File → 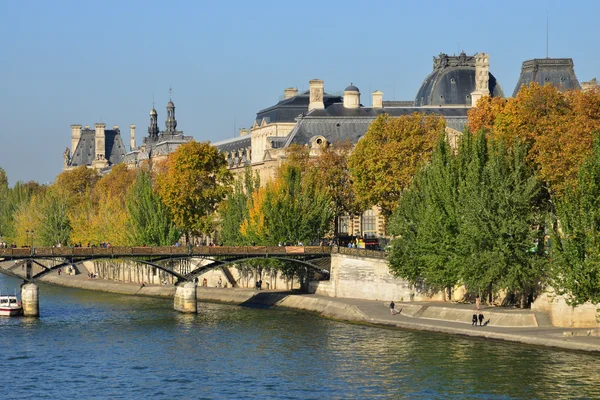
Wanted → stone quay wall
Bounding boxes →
[80,258,299,290]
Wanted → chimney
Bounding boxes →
[130,124,136,150]
[372,90,383,108]
[308,79,324,111]
[284,87,298,99]
[70,124,82,154]
[94,123,106,161]
[239,128,249,137]
[471,52,490,107]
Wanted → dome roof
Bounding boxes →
[414,52,504,107]
[150,108,157,116]
[167,101,175,108]
[345,84,359,92]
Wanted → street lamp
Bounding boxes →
[25,229,34,248]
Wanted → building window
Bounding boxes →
[361,209,377,238]
[339,215,351,235]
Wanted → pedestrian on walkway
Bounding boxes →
[390,301,398,315]
[478,313,484,326]
[475,295,481,310]
[472,314,478,326]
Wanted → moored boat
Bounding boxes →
[0,294,23,316]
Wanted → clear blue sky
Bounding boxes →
[1,0,598,185]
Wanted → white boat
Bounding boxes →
[0,294,22,316]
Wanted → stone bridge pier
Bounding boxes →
[21,282,39,317]
[174,282,197,313]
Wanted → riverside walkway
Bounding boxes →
[28,270,600,354]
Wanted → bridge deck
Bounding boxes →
[0,245,332,259]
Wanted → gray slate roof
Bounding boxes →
[254,91,343,124]
[512,58,581,97]
[70,128,126,167]
[285,105,469,147]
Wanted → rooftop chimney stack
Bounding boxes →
[70,124,82,154]
[284,87,298,99]
[308,79,324,111]
[372,90,383,108]
[130,124,136,150]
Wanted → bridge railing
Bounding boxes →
[333,246,387,259]
[0,245,332,258]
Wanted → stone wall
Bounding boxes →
[311,253,445,302]
[532,287,600,328]
[83,258,299,290]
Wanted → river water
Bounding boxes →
[1,274,599,399]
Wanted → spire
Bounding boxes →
[165,87,177,134]
[148,94,159,139]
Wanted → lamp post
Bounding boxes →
[25,229,34,249]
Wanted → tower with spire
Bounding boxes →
[165,87,177,135]
[148,98,159,140]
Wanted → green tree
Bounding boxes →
[261,164,333,245]
[458,133,548,305]
[219,167,260,245]
[388,136,461,295]
[156,141,233,239]
[551,134,600,306]
[349,113,446,217]
[126,170,180,246]
[38,188,71,246]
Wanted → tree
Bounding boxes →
[261,164,333,245]
[38,188,71,246]
[388,136,462,295]
[219,167,260,245]
[389,132,549,305]
[156,141,233,239]
[457,133,549,305]
[349,113,446,217]
[55,166,100,204]
[311,141,357,236]
[551,134,600,306]
[467,83,600,194]
[93,164,136,203]
[126,169,180,246]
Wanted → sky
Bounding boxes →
[1,0,599,185]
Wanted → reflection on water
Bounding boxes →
[1,273,599,399]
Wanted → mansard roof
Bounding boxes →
[254,90,343,125]
[512,58,581,97]
[70,128,126,167]
[284,105,468,148]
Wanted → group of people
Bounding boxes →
[87,272,99,279]
[255,280,263,290]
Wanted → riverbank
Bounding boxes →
[36,272,600,353]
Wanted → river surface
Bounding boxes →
[1,274,599,399]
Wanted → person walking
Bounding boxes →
[475,295,481,310]
[478,313,484,326]
[390,301,398,315]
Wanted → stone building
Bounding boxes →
[64,93,192,174]
[124,96,193,168]
[64,124,128,173]
[213,52,504,243]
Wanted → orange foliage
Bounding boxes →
[467,83,600,194]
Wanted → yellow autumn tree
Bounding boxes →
[156,141,233,239]
[348,113,446,217]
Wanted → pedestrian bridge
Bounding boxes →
[0,245,334,282]
[0,245,384,316]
